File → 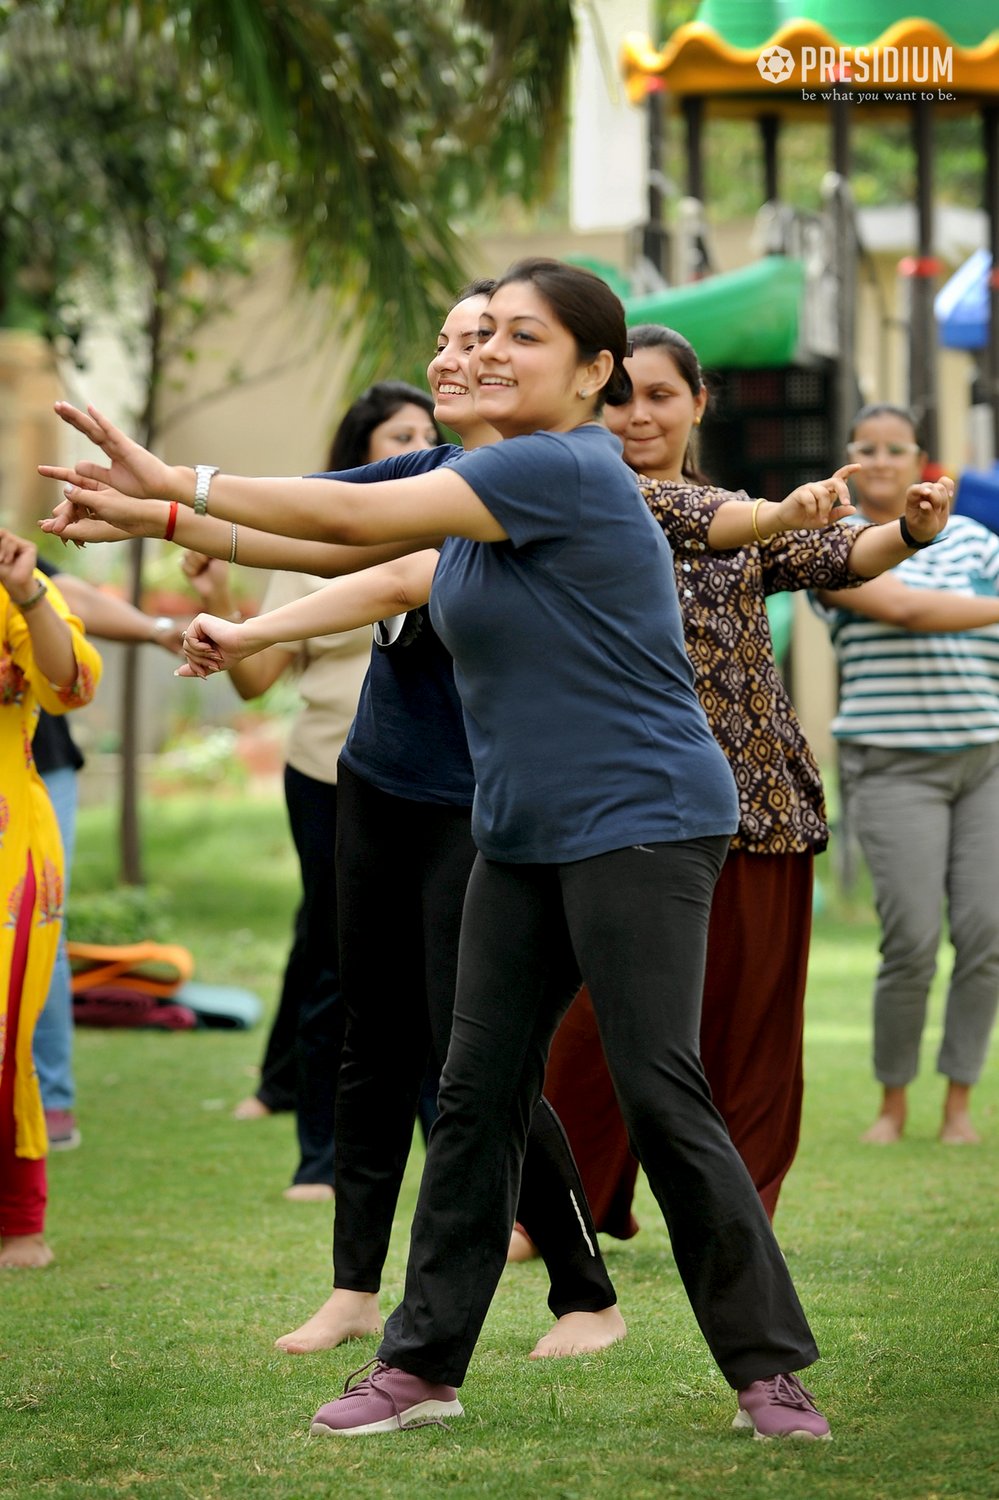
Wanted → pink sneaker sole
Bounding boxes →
[310,1396,464,1436]
[732,1408,832,1441]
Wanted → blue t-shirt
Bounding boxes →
[430,424,738,863]
[318,447,474,805]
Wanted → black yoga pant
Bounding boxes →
[380,839,819,1390]
[255,765,344,1184]
[332,761,614,1316]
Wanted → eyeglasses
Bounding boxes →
[846,441,921,461]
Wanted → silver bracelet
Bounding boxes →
[228,522,238,565]
[193,465,219,516]
[13,577,48,612]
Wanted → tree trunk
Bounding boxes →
[118,537,145,884]
[117,260,166,884]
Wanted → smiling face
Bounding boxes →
[468,281,609,439]
[365,402,439,463]
[847,411,925,520]
[427,294,492,443]
[604,345,707,481]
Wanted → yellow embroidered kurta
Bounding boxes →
[0,572,101,1158]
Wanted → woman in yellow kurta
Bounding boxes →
[0,530,101,1268]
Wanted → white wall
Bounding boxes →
[570,0,650,233]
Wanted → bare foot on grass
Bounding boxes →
[232,1096,272,1121]
[940,1082,981,1144]
[282,1183,334,1202]
[529,1305,627,1359]
[861,1085,906,1144]
[939,1114,981,1144]
[861,1114,904,1144]
[275,1290,382,1354]
[507,1226,540,1262]
[0,1234,54,1269]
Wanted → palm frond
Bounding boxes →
[43,0,578,373]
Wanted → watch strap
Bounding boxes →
[193,465,219,516]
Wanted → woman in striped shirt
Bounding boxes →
[817,404,999,1146]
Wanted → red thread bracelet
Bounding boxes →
[164,501,178,542]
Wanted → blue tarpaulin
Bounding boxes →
[935,249,991,351]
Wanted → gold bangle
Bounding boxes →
[751,497,767,545]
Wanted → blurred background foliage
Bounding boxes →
[0,0,578,390]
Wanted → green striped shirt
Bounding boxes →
[813,515,999,750]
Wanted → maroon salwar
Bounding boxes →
[699,850,812,1221]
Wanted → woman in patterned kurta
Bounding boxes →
[543,326,950,1224]
[0,532,101,1268]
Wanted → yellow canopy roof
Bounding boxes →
[622,17,999,115]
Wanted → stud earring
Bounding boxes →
[578,389,589,399]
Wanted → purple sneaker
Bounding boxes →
[310,1359,464,1437]
[733,1372,831,1441]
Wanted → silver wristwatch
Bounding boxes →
[193,465,219,516]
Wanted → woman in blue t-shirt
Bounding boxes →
[273,286,624,1360]
[43,283,626,1367]
[45,260,853,1441]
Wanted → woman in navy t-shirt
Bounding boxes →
[44,260,836,1442]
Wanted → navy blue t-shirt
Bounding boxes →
[317,447,474,806]
[430,425,738,862]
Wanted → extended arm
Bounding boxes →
[706,467,857,549]
[41,403,505,546]
[41,486,440,577]
[51,571,184,653]
[706,468,951,562]
[179,550,438,679]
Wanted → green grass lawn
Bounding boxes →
[2,794,997,1500]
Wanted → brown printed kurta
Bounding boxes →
[641,478,867,853]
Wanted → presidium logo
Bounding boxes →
[755,43,954,92]
[757,46,795,84]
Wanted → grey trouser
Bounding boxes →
[839,741,999,1087]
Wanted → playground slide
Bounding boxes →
[622,255,805,369]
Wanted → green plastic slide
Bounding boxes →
[623,257,804,369]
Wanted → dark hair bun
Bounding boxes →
[604,363,633,406]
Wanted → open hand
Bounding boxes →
[40,477,169,545]
[39,403,182,502]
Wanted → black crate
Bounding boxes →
[700,364,837,501]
